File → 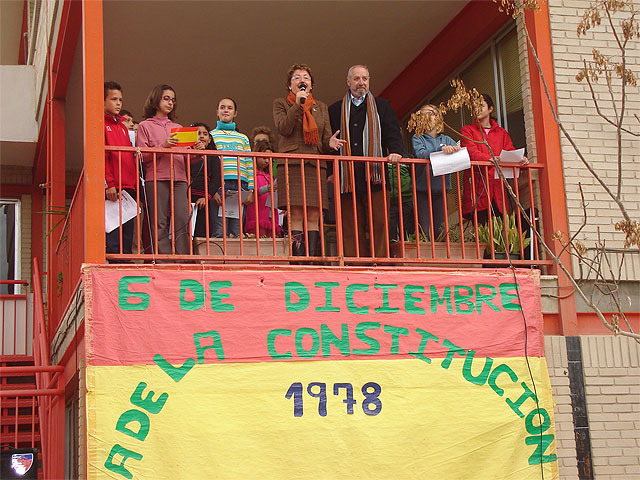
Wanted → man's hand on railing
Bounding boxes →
[520,155,530,166]
[105,186,118,202]
[387,153,402,164]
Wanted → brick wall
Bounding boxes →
[545,335,580,478]
[581,335,640,479]
[547,1,640,255]
[2,166,32,292]
[545,334,640,479]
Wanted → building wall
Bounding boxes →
[2,165,32,291]
[545,335,640,479]
[547,1,640,259]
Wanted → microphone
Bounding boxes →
[299,83,307,104]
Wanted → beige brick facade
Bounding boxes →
[547,1,640,255]
[545,335,640,479]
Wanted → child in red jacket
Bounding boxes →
[460,93,528,225]
[104,81,138,260]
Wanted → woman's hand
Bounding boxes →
[329,130,347,150]
[519,155,530,166]
[192,140,206,150]
[295,89,308,105]
[442,145,461,155]
[195,197,206,209]
[164,133,178,148]
[213,192,222,205]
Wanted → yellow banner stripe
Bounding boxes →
[87,357,558,480]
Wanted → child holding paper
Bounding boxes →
[411,104,460,240]
[460,94,528,225]
[137,84,205,255]
[209,98,254,237]
[189,122,222,238]
[104,82,138,261]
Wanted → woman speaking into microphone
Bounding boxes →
[273,63,345,259]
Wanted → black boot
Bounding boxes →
[291,230,307,263]
[308,231,320,264]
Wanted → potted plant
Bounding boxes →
[477,213,531,260]
[390,222,487,265]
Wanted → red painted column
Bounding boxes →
[46,99,66,331]
[82,0,105,263]
[525,4,577,335]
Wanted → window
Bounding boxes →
[0,199,21,294]
[403,24,525,151]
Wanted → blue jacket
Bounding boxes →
[411,133,457,194]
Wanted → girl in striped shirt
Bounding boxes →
[209,97,254,236]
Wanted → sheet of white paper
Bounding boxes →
[190,203,198,236]
[429,147,471,176]
[105,190,140,233]
[495,148,524,179]
[265,191,278,214]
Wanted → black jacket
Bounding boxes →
[328,94,404,192]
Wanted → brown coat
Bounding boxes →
[273,97,333,209]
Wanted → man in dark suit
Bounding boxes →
[329,65,405,258]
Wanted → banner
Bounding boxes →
[85,267,559,479]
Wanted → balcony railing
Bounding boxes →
[52,147,549,328]
[0,281,32,359]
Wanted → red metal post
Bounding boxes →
[526,4,577,335]
[82,0,106,263]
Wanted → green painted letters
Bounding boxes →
[353,322,381,355]
[374,284,399,313]
[153,354,195,383]
[295,328,319,358]
[462,350,494,385]
[118,276,150,311]
[315,282,341,312]
[180,280,205,310]
[104,444,143,479]
[115,409,150,442]
[430,285,452,314]
[404,285,426,314]
[209,281,234,312]
[130,382,168,415]
[454,285,475,314]
[321,323,350,357]
[383,325,409,354]
[285,282,310,312]
[194,330,225,362]
[346,284,369,315]
[267,329,292,359]
[499,283,522,311]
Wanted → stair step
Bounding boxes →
[0,398,38,408]
[0,415,39,426]
[0,432,42,444]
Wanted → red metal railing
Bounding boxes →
[50,173,85,337]
[0,261,64,479]
[51,147,549,327]
[0,281,31,358]
[102,146,549,264]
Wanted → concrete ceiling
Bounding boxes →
[104,0,467,143]
[2,1,470,172]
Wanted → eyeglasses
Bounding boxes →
[291,75,311,82]
[162,95,176,104]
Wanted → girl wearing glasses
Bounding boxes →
[137,84,205,255]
